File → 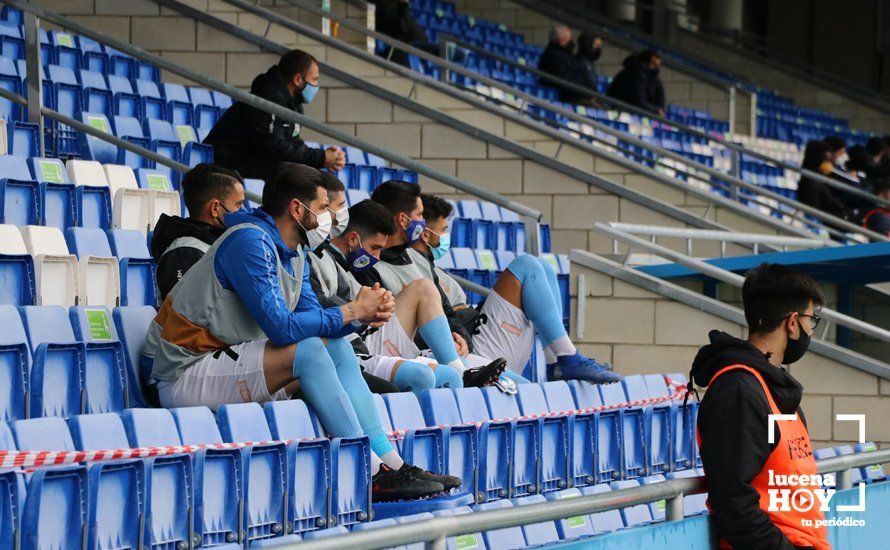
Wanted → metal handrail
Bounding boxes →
[276,448,890,550]
[2,0,542,226]
[256,0,890,234]
[593,221,890,345]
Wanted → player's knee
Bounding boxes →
[536,255,557,278]
[406,278,438,300]
[393,361,436,394]
[508,253,544,281]
[293,336,327,377]
[434,364,464,389]
[324,337,353,357]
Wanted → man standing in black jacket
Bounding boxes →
[606,49,665,116]
[538,25,595,104]
[204,50,346,183]
[691,263,830,550]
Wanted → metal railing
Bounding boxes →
[593,221,890,349]
[235,0,890,244]
[272,448,890,550]
[3,0,544,250]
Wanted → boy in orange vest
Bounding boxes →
[691,263,830,549]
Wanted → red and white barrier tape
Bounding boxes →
[0,378,689,469]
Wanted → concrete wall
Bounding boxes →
[570,255,890,450]
[30,0,789,258]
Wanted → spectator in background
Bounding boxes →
[863,178,890,237]
[371,0,440,66]
[864,136,889,179]
[204,49,346,183]
[575,32,603,92]
[606,49,665,116]
[538,25,594,104]
[823,136,871,223]
[796,140,849,225]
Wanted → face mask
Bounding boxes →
[347,238,378,271]
[836,153,849,166]
[782,318,811,365]
[301,81,319,104]
[818,161,833,175]
[296,201,332,250]
[429,231,451,260]
[404,218,426,244]
[330,206,349,238]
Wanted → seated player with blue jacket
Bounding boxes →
[144,163,457,501]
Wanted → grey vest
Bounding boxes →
[309,246,361,302]
[374,247,436,295]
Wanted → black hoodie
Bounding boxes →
[691,330,810,550]
[605,53,665,115]
[150,214,225,300]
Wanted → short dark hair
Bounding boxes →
[801,140,829,171]
[420,193,453,222]
[278,49,318,81]
[263,163,325,217]
[822,136,846,153]
[343,199,397,238]
[866,136,886,157]
[371,180,422,216]
[742,263,825,334]
[872,176,890,196]
[180,163,243,216]
[320,171,345,195]
[639,49,661,64]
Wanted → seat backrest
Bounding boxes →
[512,495,560,545]
[78,69,106,90]
[598,382,627,406]
[46,64,77,85]
[0,422,16,450]
[68,412,131,450]
[622,375,650,402]
[476,500,527,548]
[66,159,109,187]
[642,374,671,399]
[170,406,224,445]
[113,116,144,139]
[482,386,522,419]
[458,200,482,219]
[263,400,319,440]
[450,247,477,269]
[421,388,464,426]
[120,408,182,446]
[11,416,75,450]
[106,229,150,258]
[0,305,28,349]
[383,392,427,430]
[112,306,156,386]
[216,402,273,442]
[28,157,69,184]
[133,79,160,99]
[0,224,27,255]
[0,154,33,180]
[187,87,214,107]
[568,380,603,408]
[135,168,173,191]
[107,74,133,95]
[515,384,549,415]
[21,225,70,256]
[144,118,177,142]
[373,394,394,432]
[65,227,112,258]
[541,381,577,413]
[69,306,119,343]
[103,164,139,196]
[162,83,189,103]
[453,387,492,423]
[19,305,77,349]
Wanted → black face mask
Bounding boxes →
[782,318,811,364]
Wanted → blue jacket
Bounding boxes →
[214,208,355,346]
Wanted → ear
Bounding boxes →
[786,312,799,335]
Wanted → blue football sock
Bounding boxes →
[433,364,464,389]
[325,338,395,457]
[418,314,461,366]
[392,361,436,395]
[538,257,564,316]
[292,337,363,439]
[507,254,567,347]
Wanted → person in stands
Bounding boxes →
[575,32,603,92]
[863,178,890,236]
[144,162,457,502]
[606,49,665,116]
[823,136,871,223]
[691,263,829,550]
[538,25,594,104]
[796,140,849,225]
[370,0,440,66]
[204,49,346,183]
[864,136,890,179]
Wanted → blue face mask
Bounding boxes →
[430,231,451,261]
[301,81,319,104]
[405,219,427,244]
[347,238,378,271]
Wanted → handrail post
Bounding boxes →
[729,149,740,201]
[749,92,757,139]
[365,1,376,54]
[728,85,736,135]
[426,534,446,550]
[665,494,685,521]
[524,217,541,256]
[22,11,44,157]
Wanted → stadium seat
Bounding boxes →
[64,227,120,307]
[106,229,157,307]
[19,305,84,417]
[29,156,77,229]
[599,382,647,479]
[569,380,621,483]
[78,112,117,163]
[263,399,333,534]
[452,387,511,502]
[170,406,244,547]
[580,484,624,533]
[6,121,39,158]
[330,435,372,529]
[853,442,886,482]
[512,494,561,545]
[216,402,301,544]
[482,387,540,498]
[69,306,128,413]
[665,469,708,516]
[476,500,527,549]
[383,392,448,484]
[120,408,193,549]
[0,459,22,550]
[67,159,113,230]
[0,224,37,305]
[68,413,145,550]
[541,380,596,488]
[20,464,90,549]
[162,82,194,125]
[0,154,39,226]
[610,480,652,527]
[624,375,672,475]
[638,475,667,521]
[543,488,595,540]
[113,306,156,408]
[20,225,80,306]
[104,163,152,233]
[0,305,28,421]
[108,74,142,119]
[515,383,570,494]
[419,388,479,501]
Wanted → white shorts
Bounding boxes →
[363,313,420,360]
[157,339,288,410]
[473,291,536,374]
[360,354,439,382]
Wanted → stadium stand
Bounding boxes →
[0,1,887,548]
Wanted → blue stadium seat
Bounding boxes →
[452,387,510,502]
[19,305,85,418]
[21,465,89,549]
[134,79,166,121]
[638,474,667,521]
[832,446,864,486]
[162,82,194,125]
[0,464,22,550]
[665,469,707,516]
[108,74,141,119]
[853,442,886,482]
[106,229,157,307]
[482,387,539,498]
[112,306,157,409]
[183,141,214,167]
[429,506,483,550]
[541,381,596,488]
[120,408,193,549]
[243,178,264,209]
[78,112,117,163]
[302,526,346,540]
[0,306,28,421]
[64,226,111,258]
[345,189,370,207]
[78,69,112,116]
[476,500,527,549]
[77,36,109,75]
[383,392,447,483]
[75,182,113,230]
[113,115,154,169]
[330,435,372,529]
[672,399,698,471]
[170,406,243,548]
[106,48,135,81]
[211,90,232,109]
[420,388,479,501]
[543,488,595,540]
[356,165,378,192]
[263,400,332,534]
[46,64,83,155]
[516,384,570,493]
[0,57,21,121]
[0,154,40,226]
[216,402,300,544]
[599,382,647,479]
[624,375,672,475]
[0,226,36,306]
[610,480,652,527]
[344,146,366,165]
[68,413,145,550]
[568,380,620,483]
[29,157,76,229]
[580,484,624,533]
[512,494,561,545]
[68,306,128,413]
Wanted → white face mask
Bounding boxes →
[297,202,332,250]
[330,206,349,238]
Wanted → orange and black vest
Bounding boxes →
[698,365,830,550]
